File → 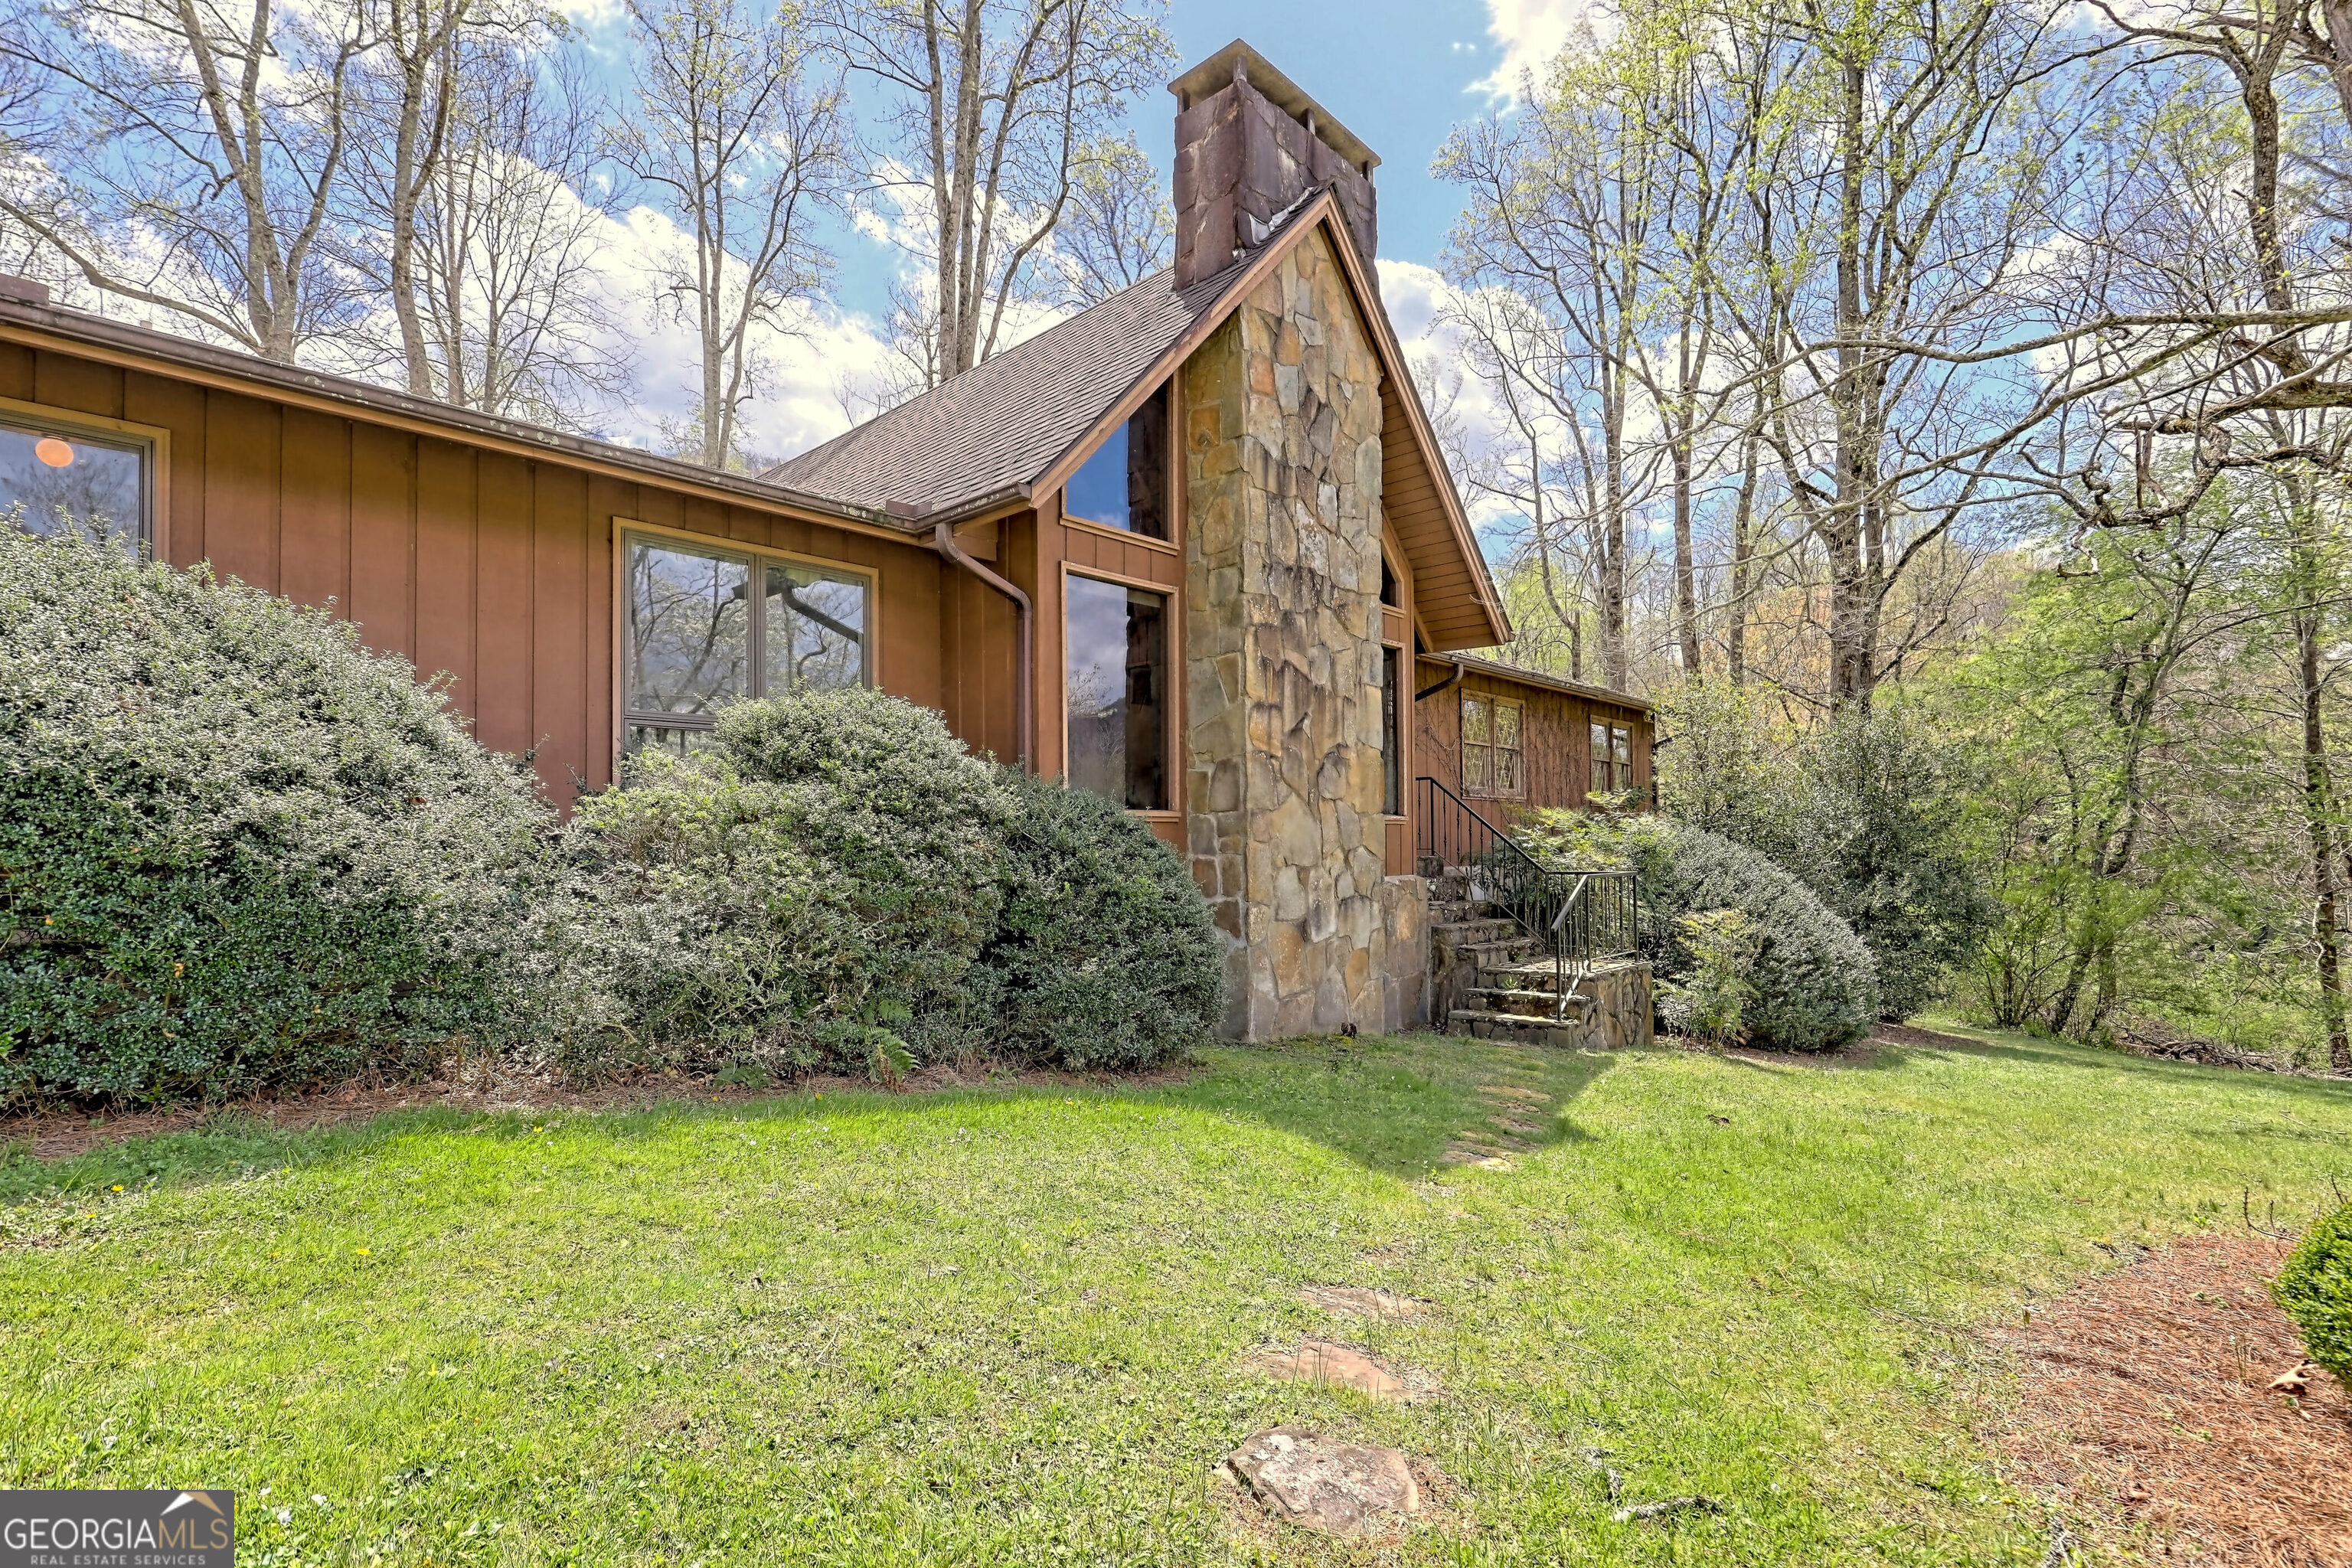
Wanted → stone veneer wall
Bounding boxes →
[1183,228,1422,1038]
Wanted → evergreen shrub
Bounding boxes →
[2275,1202,2352,1388]
[1523,811,1880,1050]
[559,688,1007,1078]
[0,521,554,1107]
[560,687,1223,1076]
[986,768,1223,1068]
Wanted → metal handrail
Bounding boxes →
[1414,775,1639,1019]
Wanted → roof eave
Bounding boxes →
[0,299,905,537]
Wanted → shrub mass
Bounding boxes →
[559,688,1223,1078]
[2275,1202,2352,1388]
[0,524,554,1107]
[1524,811,1880,1050]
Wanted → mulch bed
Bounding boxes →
[1993,1235,2352,1566]
[0,1058,1199,1164]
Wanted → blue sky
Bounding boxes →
[528,0,1571,467]
[813,1,1530,337]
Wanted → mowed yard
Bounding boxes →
[2,1028,2347,1566]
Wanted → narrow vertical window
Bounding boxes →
[1066,573,1168,809]
[1589,720,1613,794]
[1612,724,1632,796]
[1462,695,1491,792]
[1382,647,1402,815]
[626,539,751,753]
[1493,701,1524,798]
[1064,384,1168,540]
[2,417,151,556]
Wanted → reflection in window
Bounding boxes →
[764,561,867,693]
[1063,384,1168,539]
[622,534,873,753]
[1066,573,1168,810]
[626,541,751,718]
[1,420,149,556]
[1382,647,1402,815]
[1589,720,1632,795]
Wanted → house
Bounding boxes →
[0,41,1653,1042]
[1413,655,1653,830]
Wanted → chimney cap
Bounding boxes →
[1169,40,1381,173]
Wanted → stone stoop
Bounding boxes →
[1425,866,1654,1050]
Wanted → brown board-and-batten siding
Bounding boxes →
[0,338,947,805]
[1413,655,1651,829]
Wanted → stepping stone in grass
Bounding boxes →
[1299,1283,1431,1321]
[1442,1145,1516,1169]
[1250,1338,1439,1402]
[1478,1084,1551,1104]
[1223,1426,1423,1538]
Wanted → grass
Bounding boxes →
[2,1024,2347,1565]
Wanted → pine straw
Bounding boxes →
[1993,1234,2352,1566]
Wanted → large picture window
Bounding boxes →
[1462,694,1523,799]
[1065,573,1168,811]
[623,532,871,754]
[2,414,151,556]
[1063,383,1168,540]
[1589,720,1632,795]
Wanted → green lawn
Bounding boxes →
[2,1027,2347,1566]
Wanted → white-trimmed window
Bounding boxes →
[622,531,872,754]
[1,413,153,556]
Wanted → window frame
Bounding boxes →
[1060,560,1180,819]
[1462,691,1525,801]
[1589,719,1632,797]
[615,521,878,755]
[0,396,169,557]
[1060,379,1173,542]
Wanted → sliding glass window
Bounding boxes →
[1065,573,1169,811]
[623,532,871,755]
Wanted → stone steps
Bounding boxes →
[1465,985,1593,1019]
[1450,1009,1591,1048]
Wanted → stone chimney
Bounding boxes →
[1168,41,1379,289]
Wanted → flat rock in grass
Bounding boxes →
[1299,1283,1430,1321]
[1252,1338,1436,1401]
[1224,1426,1421,1538]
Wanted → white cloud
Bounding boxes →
[1473,0,1599,100]
[1376,258,1520,531]
[583,203,900,462]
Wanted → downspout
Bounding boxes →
[1413,659,1465,704]
[934,520,1034,773]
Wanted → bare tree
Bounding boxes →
[353,0,481,394]
[808,0,1174,386]
[1050,132,1172,308]
[0,0,374,360]
[386,44,629,425]
[612,0,849,469]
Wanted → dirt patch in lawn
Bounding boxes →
[1992,1233,2352,1566]
[0,1057,1200,1163]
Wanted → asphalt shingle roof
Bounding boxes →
[763,235,1279,518]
